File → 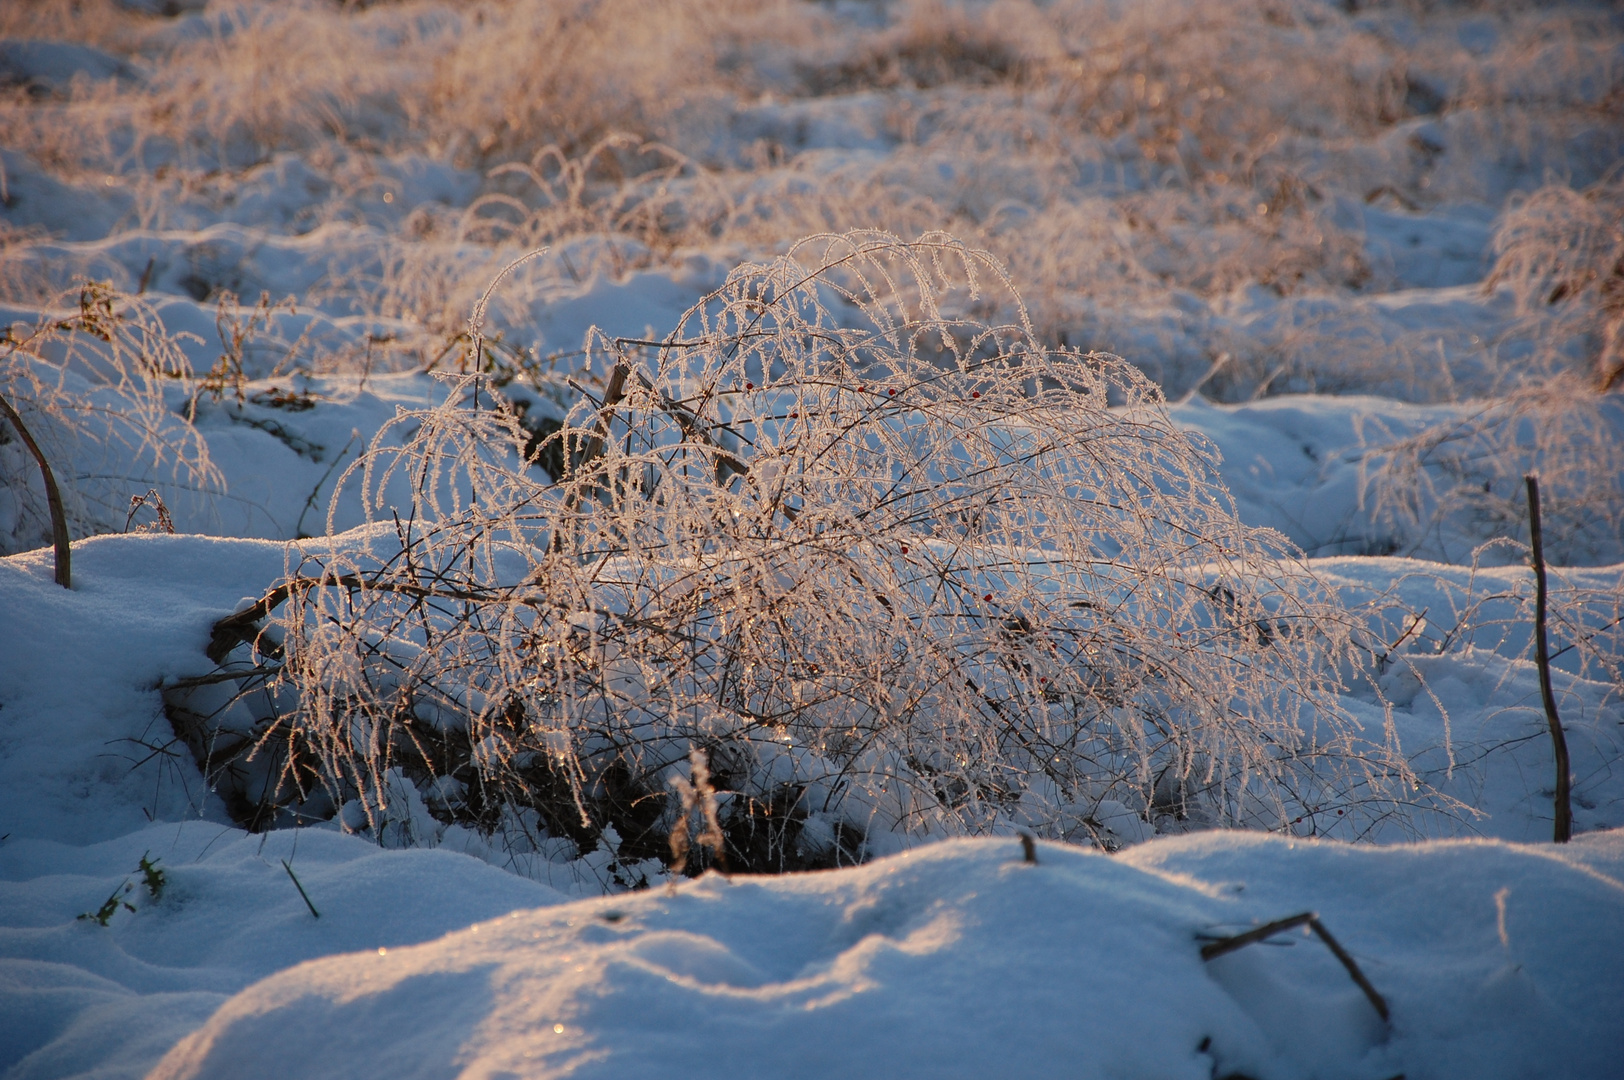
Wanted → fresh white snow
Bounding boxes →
[145,833,1624,1080]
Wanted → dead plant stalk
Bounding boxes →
[0,389,70,588]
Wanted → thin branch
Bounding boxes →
[281,859,320,918]
[1199,911,1317,961]
[1199,911,1390,1023]
[1307,917,1391,1024]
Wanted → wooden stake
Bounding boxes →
[1525,475,1572,843]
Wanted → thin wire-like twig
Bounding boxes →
[281,859,320,919]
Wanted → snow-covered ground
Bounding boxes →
[3,1,1622,1077]
[2,538,1623,1078]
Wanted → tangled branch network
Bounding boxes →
[273,231,1418,861]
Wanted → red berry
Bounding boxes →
[899,546,909,554]
[887,388,896,396]
[983,593,993,602]
[745,382,753,390]
[971,391,981,399]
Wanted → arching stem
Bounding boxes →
[0,390,71,588]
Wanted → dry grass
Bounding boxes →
[1350,174,1624,562]
[1488,175,1624,391]
[2,0,1615,563]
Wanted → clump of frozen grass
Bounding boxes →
[427,0,803,163]
[1488,176,1624,392]
[0,282,221,555]
[1357,380,1624,566]
[803,0,1052,94]
[4,0,1616,408]
[1460,540,1623,702]
[265,232,1419,863]
[0,0,145,47]
[462,136,730,263]
[1351,176,1624,564]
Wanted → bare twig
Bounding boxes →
[1526,474,1573,843]
[293,429,359,540]
[1200,911,1316,961]
[210,572,382,662]
[281,859,320,918]
[1307,917,1390,1024]
[1374,607,1427,668]
[1200,910,1390,1024]
[574,360,630,473]
[163,665,282,690]
[1018,831,1037,863]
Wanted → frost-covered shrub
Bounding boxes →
[0,283,219,555]
[1351,177,1624,565]
[265,233,1415,865]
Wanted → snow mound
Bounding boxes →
[0,41,141,96]
[0,823,562,1080]
[151,834,1624,1080]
